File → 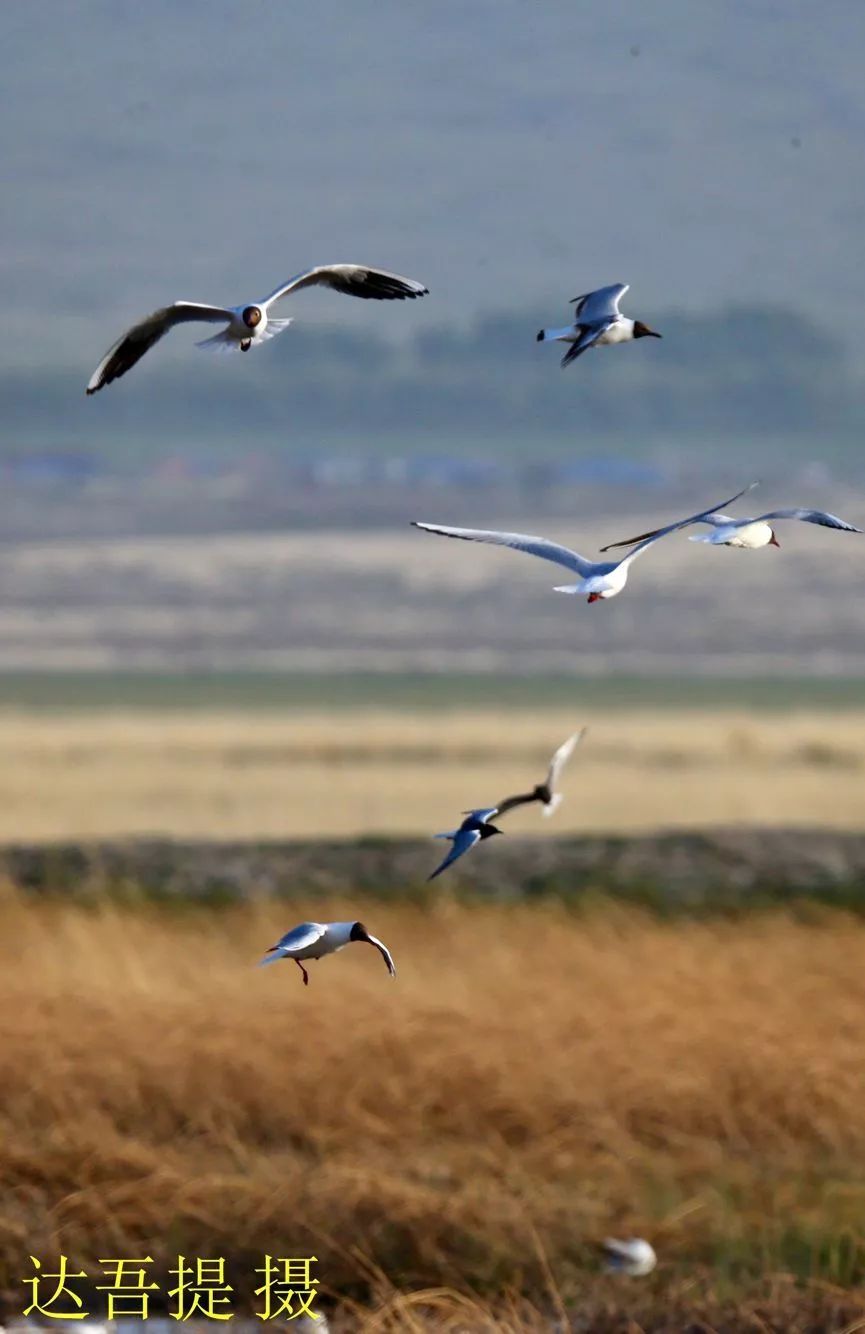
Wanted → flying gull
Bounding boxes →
[86,263,428,393]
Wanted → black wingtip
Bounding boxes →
[536,330,544,342]
[85,386,97,396]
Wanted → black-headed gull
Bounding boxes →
[413,484,757,604]
[86,263,429,393]
[496,729,587,819]
[601,1238,658,1277]
[537,282,661,367]
[258,920,395,986]
[428,807,502,881]
[601,506,862,552]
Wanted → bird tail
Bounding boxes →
[258,317,294,342]
[196,329,244,353]
[537,325,575,343]
[257,948,284,967]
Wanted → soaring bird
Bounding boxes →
[496,729,587,819]
[412,484,757,604]
[428,807,502,881]
[258,920,396,987]
[537,282,661,367]
[600,506,862,553]
[86,263,428,393]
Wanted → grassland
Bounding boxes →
[0,697,863,842]
[2,894,865,1329]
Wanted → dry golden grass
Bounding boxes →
[0,704,863,841]
[2,894,865,1327]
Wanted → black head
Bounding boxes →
[242,305,263,329]
[350,921,371,943]
[633,320,661,339]
[480,823,503,840]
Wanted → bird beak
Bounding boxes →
[769,533,780,547]
[647,328,662,338]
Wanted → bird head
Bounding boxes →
[633,321,662,339]
[242,305,263,329]
[769,529,780,547]
[481,823,503,839]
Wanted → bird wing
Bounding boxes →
[262,264,428,307]
[365,933,397,977]
[608,484,760,568]
[570,283,628,321]
[494,791,539,817]
[560,321,615,366]
[600,511,742,552]
[412,522,596,577]
[428,827,482,880]
[86,302,234,394]
[460,806,500,822]
[755,508,862,533]
[546,728,587,789]
[259,921,326,964]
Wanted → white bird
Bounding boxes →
[496,729,587,819]
[429,807,502,880]
[537,283,661,367]
[258,920,396,986]
[600,507,863,553]
[412,484,757,604]
[86,263,428,393]
[601,1238,658,1277]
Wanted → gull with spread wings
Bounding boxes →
[600,505,862,553]
[86,263,428,393]
[496,729,587,819]
[537,282,661,368]
[413,484,758,604]
[428,808,502,881]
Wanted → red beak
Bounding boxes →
[769,532,780,547]
[587,592,602,603]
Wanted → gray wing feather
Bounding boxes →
[412,522,596,578]
[86,301,233,393]
[561,321,614,367]
[756,508,862,532]
[263,264,428,307]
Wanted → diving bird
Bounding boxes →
[258,920,396,987]
[600,506,862,552]
[428,807,502,881]
[536,282,661,367]
[600,1238,658,1277]
[412,484,757,604]
[86,263,429,393]
[496,729,587,819]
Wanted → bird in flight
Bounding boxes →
[600,506,862,552]
[86,263,428,393]
[428,807,502,881]
[496,729,587,819]
[537,282,661,367]
[258,920,396,987]
[412,484,758,603]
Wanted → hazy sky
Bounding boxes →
[2,0,864,382]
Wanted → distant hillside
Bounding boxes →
[3,304,864,464]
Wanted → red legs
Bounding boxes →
[295,960,309,986]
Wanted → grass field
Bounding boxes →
[0,695,863,841]
[2,894,865,1329]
